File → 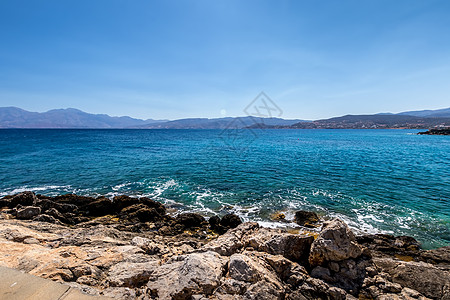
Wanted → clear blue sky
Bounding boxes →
[1,0,449,120]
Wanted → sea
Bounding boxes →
[0,129,448,249]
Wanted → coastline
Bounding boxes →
[1,192,449,299]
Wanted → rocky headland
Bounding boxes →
[0,192,449,299]
[418,128,450,135]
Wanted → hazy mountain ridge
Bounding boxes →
[0,106,449,129]
[0,107,164,128]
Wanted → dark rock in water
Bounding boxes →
[16,206,41,219]
[209,215,220,227]
[6,191,38,208]
[418,128,450,135]
[220,214,242,229]
[140,197,166,215]
[294,210,319,227]
[175,213,206,228]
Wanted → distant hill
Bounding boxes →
[0,107,164,128]
[286,114,450,129]
[134,116,305,129]
[397,107,450,118]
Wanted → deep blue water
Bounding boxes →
[0,129,449,248]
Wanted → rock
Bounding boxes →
[294,211,320,227]
[16,206,41,219]
[309,218,363,267]
[209,215,221,229]
[122,204,165,223]
[259,232,314,264]
[228,254,265,283]
[220,214,242,229]
[101,287,137,299]
[175,213,206,228]
[108,261,159,287]
[33,214,60,224]
[7,192,38,208]
[203,222,259,256]
[244,281,283,300]
[270,212,286,221]
[357,234,421,258]
[131,236,168,255]
[147,251,226,299]
[374,258,450,300]
[83,197,115,216]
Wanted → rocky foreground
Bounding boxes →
[0,192,449,300]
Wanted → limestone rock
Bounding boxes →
[108,261,159,287]
[309,219,363,266]
[147,251,227,299]
[203,222,259,256]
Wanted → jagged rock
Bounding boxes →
[16,206,41,219]
[131,236,168,255]
[147,251,227,299]
[229,254,266,283]
[244,281,283,300]
[203,222,259,256]
[373,258,450,300]
[357,234,421,259]
[6,191,38,208]
[309,219,363,266]
[108,261,159,287]
[101,287,137,299]
[294,211,320,227]
[258,232,314,264]
[83,197,115,216]
[33,214,60,224]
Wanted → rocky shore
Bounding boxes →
[0,192,449,300]
[418,128,450,135]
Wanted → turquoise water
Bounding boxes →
[0,129,449,248]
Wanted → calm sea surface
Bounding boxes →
[0,129,449,248]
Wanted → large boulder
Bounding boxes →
[147,251,227,299]
[309,219,363,267]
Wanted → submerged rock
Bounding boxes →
[294,210,320,227]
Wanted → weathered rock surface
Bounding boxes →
[309,218,364,266]
[1,192,449,300]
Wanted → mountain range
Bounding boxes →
[0,106,449,129]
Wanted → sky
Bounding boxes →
[0,0,450,120]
